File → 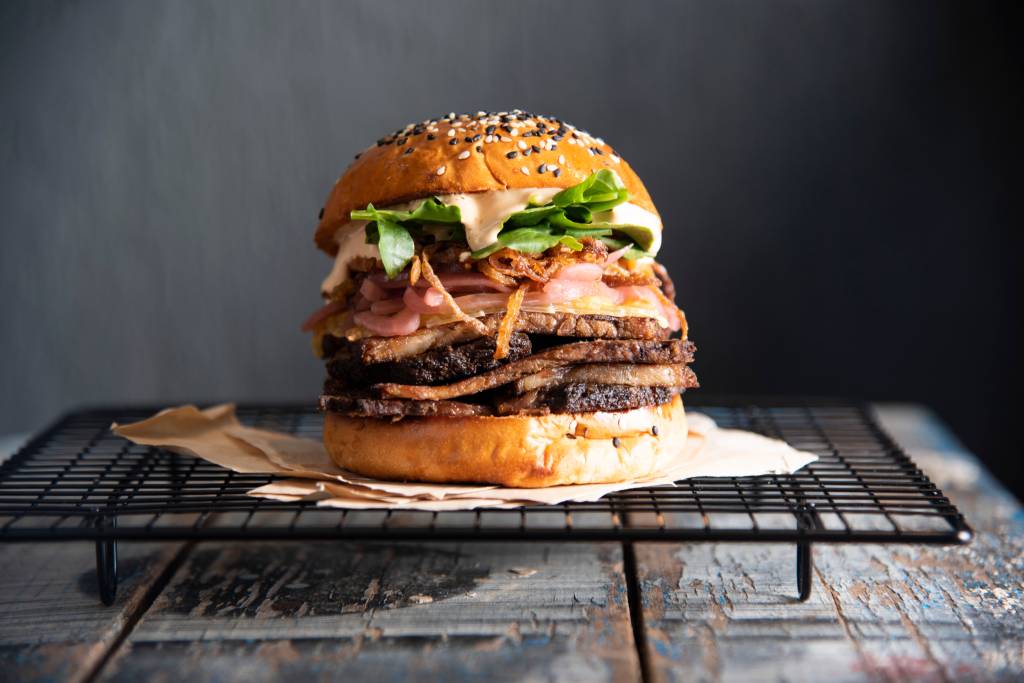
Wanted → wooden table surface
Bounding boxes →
[0,405,1020,683]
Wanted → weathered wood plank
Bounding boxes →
[635,404,1024,683]
[98,541,639,682]
[0,541,184,683]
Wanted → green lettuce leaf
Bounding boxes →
[476,169,653,260]
[354,197,462,278]
[351,171,655,277]
[351,197,461,225]
[551,168,629,211]
[361,205,416,279]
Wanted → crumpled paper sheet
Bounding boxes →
[111,405,817,510]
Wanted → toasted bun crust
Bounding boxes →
[315,111,657,255]
[323,396,688,487]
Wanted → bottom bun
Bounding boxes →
[323,395,688,487]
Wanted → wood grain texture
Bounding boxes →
[98,541,639,682]
[635,404,1024,683]
[0,541,183,683]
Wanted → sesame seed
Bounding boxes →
[553,168,561,177]
[464,136,472,143]
[523,148,531,157]
[538,164,547,173]
[520,166,530,175]
[436,165,446,175]
[476,145,482,152]
[506,151,518,159]
[485,125,496,134]
[403,147,414,155]
[610,154,621,163]
[447,129,455,137]
[471,134,481,142]
[547,165,558,173]
[500,136,512,143]
[426,133,435,140]
[448,138,458,145]
[485,134,494,143]
[517,140,527,150]
[457,150,471,160]
[510,128,519,136]
[612,437,622,448]
[651,425,660,436]
[318,207,324,219]
[531,144,540,153]
[558,155,565,165]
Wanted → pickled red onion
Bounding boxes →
[300,300,346,331]
[605,246,631,265]
[538,278,624,305]
[353,307,421,337]
[370,298,406,315]
[369,270,510,293]
[451,292,516,312]
[553,262,604,281]
[403,286,449,313]
[359,278,388,301]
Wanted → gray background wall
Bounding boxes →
[1,2,1019,490]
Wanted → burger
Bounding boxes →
[304,110,697,487]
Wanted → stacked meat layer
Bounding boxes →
[320,309,697,419]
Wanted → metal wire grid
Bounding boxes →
[0,400,972,544]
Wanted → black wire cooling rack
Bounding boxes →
[0,398,971,605]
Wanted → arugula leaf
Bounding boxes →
[351,171,654,275]
[360,205,416,278]
[351,196,461,225]
[551,169,629,211]
[599,235,650,261]
[492,228,584,255]
[353,197,462,279]
[470,170,653,259]
[502,204,563,228]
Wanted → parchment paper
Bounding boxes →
[111,405,816,510]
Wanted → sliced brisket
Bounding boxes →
[319,393,492,417]
[495,384,682,415]
[327,334,532,386]
[333,311,672,364]
[373,339,695,401]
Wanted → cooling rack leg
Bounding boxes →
[93,514,119,606]
[95,538,118,605]
[796,540,813,601]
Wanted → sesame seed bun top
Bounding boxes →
[314,110,658,256]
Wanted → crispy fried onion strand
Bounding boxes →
[486,249,549,283]
[601,262,658,287]
[481,239,611,286]
[494,284,528,360]
[477,259,518,287]
[420,247,489,336]
[409,255,421,287]
[651,261,676,302]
